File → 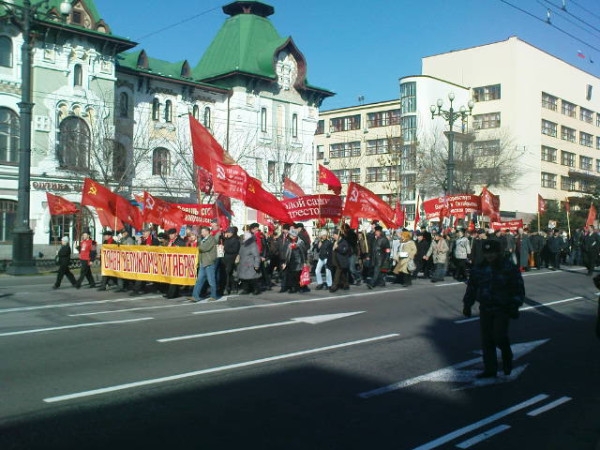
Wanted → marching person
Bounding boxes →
[453,228,471,282]
[426,230,449,283]
[281,228,307,294]
[330,228,351,292]
[222,227,241,295]
[237,231,262,295]
[366,225,390,289]
[462,239,525,378]
[189,226,223,302]
[393,230,417,287]
[53,236,77,289]
[75,232,96,289]
[315,229,333,290]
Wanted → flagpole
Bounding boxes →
[566,201,571,239]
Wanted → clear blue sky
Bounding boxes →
[98,0,600,110]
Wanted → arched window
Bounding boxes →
[58,116,90,170]
[0,199,17,242]
[164,100,172,123]
[152,147,170,176]
[119,92,129,118]
[73,64,83,87]
[49,204,95,245]
[112,141,126,180]
[0,107,19,164]
[203,107,211,129]
[0,36,12,68]
[192,105,199,120]
[152,98,160,121]
[292,113,298,138]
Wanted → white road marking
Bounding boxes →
[157,312,365,342]
[455,297,585,324]
[43,333,399,403]
[526,396,572,416]
[455,424,511,449]
[0,317,153,337]
[69,302,197,317]
[410,394,549,450]
[359,339,549,399]
[0,296,161,314]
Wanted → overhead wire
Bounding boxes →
[539,0,600,40]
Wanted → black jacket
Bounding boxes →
[57,244,72,267]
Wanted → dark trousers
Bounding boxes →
[77,261,95,287]
[285,269,301,292]
[55,264,76,288]
[333,265,349,289]
[479,309,512,374]
[371,259,386,287]
[223,257,237,293]
[454,258,468,280]
[584,250,597,274]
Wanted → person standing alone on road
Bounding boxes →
[53,236,77,289]
[462,239,525,378]
[75,232,95,289]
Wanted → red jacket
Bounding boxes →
[79,238,93,261]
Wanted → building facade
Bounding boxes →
[0,0,331,258]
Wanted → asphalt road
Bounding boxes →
[0,267,598,449]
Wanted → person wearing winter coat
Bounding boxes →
[463,239,525,378]
[222,227,241,295]
[426,231,449,282]
[281,229,307,293]
[453,229,471,281]
[237,231,262,295]
[392,231,417,286]
[315,229,333,290]
[516,228,533,271]
[330,228,351,292]
[53,236,77,289]
[367,226,390,289]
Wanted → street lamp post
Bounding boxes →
[5,0,72,274]
[430,92,474,195]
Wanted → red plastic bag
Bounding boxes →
[299,265,311,287]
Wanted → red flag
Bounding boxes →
[115,195,143,230]
[283,177,305,198]
[211,160,249,202]
[197,166,213,194]
[81,178,123,229]
[95,208,124,230]
[342,182,396,229]
[189,114,234,171]
[538,194,547,215]
[245,177,291,223]
[394,201,405,228]
[46,192,78,215]
[586,203,597,226]
[318,164,342,195]
[413,195,421,231]
[143,192,186,229]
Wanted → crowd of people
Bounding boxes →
[53,220,600,301]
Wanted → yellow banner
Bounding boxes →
[100,245,198,285]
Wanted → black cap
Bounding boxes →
[249,223,259,229]
[482,240,502,253]
[374,225,383,232]
[476,228,486,234]
[102,230,114,236]
[167,228,177,235]
[157,232,168,240]
[226,227,236,234]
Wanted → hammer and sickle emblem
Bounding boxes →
[216,165,226,180]
[88,184,97,195]
[145,196,155,210]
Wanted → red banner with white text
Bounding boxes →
[489,219,524,232]
[422,194,481,220]
[281,194,343,221]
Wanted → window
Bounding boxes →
[401,174,416,201]
[49,204,94,245]
[291,113,298,138]
[315,120,324,135]
[596,159,600,173]
[473,84,501,102]
[367,110,401,128]
[579,178,593,193]
[0,199,17,242]
[118,92,129,118]
[164,100,172,123]
[401,115,417,141]
[330,114,360,132]
[330,141,361,158]
[561,151,575,167]
[316,145,324,160]
[267,161,276,183]
[73,64,82,87]
[473,140,500,157]
[203,107,211,129]
[400,81,417,113]
[283,163,292,179]
[541,92,558,111]
[366,137,402,156]
[580,155,593,171]
[152,99,160,121]
[0,36,12,67]
[580,107,593,124]
[561,176,576,191]
[597,136,600,150]
[401,145,417,172]
[541,120,557,137]
[365,166,399,182]
[541,172,557,188]
[596,113,600,127]
[261,107,267,133]
[541,146,557,163]
[580,131,593,147]
[58,117,90,170]
[112,141,126,180]
[0,107,19,164]
[332,168,360,183]
[561,126,576,142]
[561,100,576,118]
[192,105,199,120]
[473,112,501,129]
[152,147,170,176]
